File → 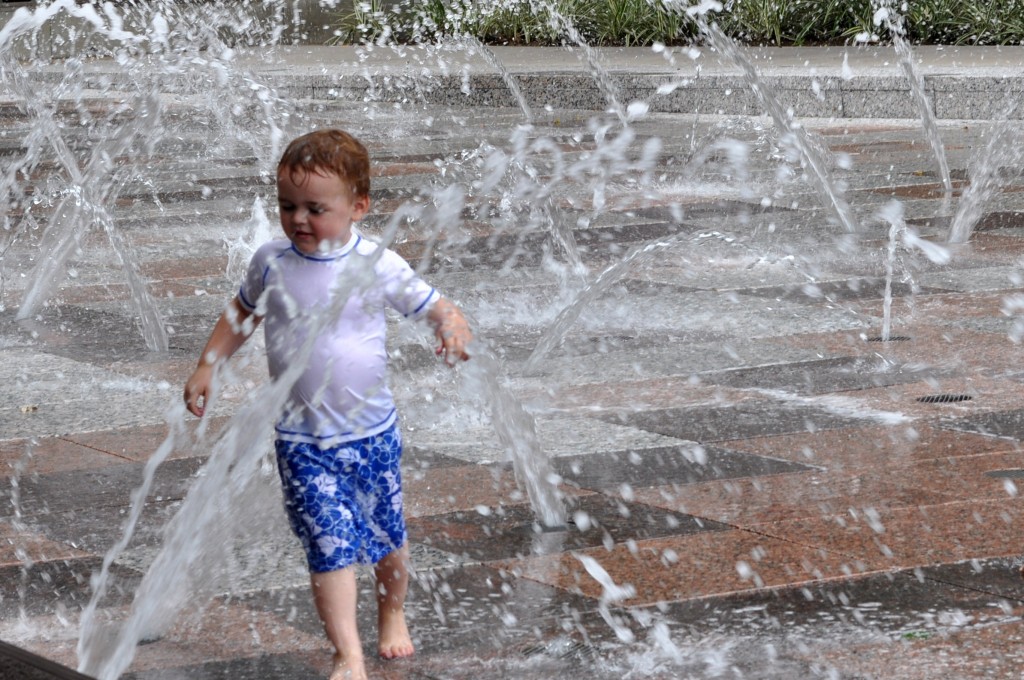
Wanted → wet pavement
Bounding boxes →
[3,42,1024,679]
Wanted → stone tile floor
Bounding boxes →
[2,86,1024,680]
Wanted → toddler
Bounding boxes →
[184,128,472,680]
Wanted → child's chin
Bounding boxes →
[292,239,319,253]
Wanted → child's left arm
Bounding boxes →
[427,297,472,365]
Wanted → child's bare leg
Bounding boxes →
[374,545,414,659]
[310,568,367,680]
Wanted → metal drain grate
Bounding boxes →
[867,335,912,342]
[915,394,972,404]
[985,469,1024,479]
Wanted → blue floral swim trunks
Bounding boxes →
[274,424,407,573]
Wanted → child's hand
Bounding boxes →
[184,364,214,417]
[430,298,472,366]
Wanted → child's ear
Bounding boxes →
[353,194,370,221]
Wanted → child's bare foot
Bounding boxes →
[378,607,414,659]
[330,652,367,680]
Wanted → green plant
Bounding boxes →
[591,0,689,46]
[328,0,1024,48]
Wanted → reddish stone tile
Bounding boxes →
[951,232,1024,266]
[0,525,88,566]
[833,373,1024,419]
[66,424,170,461]
[828,139,929,153]
[910,450,1024,501]
[47,283,131,304]
[848,292,1019,323]
[498,529,878,607]
[779,320,1019,364]
[866,180,969,200]
[149,279,232,299]
[807,617,1024,679]
[404,464,525,518]
[141,256,227,281]
[756,497,1024,571]
[64,416,232,463]
[814,123,918,136]
[0,437,128,477]
[531,379,758,413]
[373,161,440,177]
[68,602,329,676]
[162,601,327,663]
[719,423,1017,472]
[631,466,959,527]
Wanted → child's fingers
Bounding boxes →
[442,336,470,364]
[184,383,206,417]
[435,320,472,365]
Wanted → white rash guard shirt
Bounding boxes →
[238,234,439,447]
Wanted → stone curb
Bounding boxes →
[23,68,1023,121]
[0,640,91,680]
[263,71,1024,120]
[10,43,1023,121]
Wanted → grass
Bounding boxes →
[333,0,1024,47]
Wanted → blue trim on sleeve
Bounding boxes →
[409,288,437,317]
[238,286,255,311]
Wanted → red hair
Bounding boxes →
[277,129,370,198]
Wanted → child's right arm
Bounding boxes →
[184,297,261,417]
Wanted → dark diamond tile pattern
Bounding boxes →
[697,357,951,394]
[0,557,142,618]
[605,402,865,442]
[0,641,91,680]
[941,409,1024,441]
[409,493,727,562]
[738,277,953,302]
[1,458,203,518]
[554,445,813,490]
[122,654,321,680]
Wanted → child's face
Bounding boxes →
[277,167,370,255]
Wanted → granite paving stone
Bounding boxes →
[0,558,143,619]
[551,444,815,491]
[409,494,728,562]
[603,401,870,442]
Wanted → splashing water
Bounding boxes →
[877,199,951,340]
[577,554,636,642]
[872,1,953,207]
[524,229,745,372]
[463,350,566,529]
[7,1,285,350]
[14,90,170,351]
[947,112,1024,243]
[460,34,533,123]
[878,201,904,342]
[695,18,859,234]
[7,442,36,637]
[226,197,275,282]
[529,0,626,122]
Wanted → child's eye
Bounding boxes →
[279,204,294,212]
[309,207,324,214]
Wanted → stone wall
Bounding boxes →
[0,0,341,61]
